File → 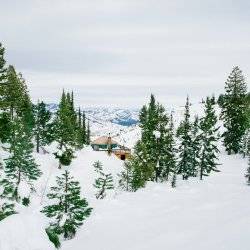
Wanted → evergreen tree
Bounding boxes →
[75,108,87,148]
[118,160,134,192]
[82,111,87,144]
[160,111,177,181]
[190,115,201,177]
[93,161,114,199]
[0,43,8,109]
[86,121,91,145]
[55,90,77,148]
[0,112,11,143]
[34,101,52,153]
[199,96,220,180]
[177,97,195,179]
[120,141,154,191]
[54,90,78,167]
[4,66,25,119]
[4,117,41,201]
[0,175,16,221]
[171,172,177,188]
[41,171,92,242]
[221,66,248,154]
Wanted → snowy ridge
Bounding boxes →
[0,144,249,250]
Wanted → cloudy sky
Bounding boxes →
[1,0,249,108]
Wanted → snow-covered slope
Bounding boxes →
[0,145,124,250]
[0,144,249,250]
[63,149,249,250]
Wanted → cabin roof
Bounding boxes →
[91,136,118,145]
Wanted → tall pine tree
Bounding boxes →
[177,97,195,179]
[34,101,52,153]
[4,117,41,201]
[199,96,220,180]
[54,90,78,167]
[221,66,248,154]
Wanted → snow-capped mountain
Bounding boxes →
[46,104,141,147]
[46,104,139,126]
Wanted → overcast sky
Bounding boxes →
[1,0,249,108]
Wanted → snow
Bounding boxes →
[0,211,53,250]
[153,130,161,138]
[0,103,249,250]
[61,150,249,250]
[1,143,249,250]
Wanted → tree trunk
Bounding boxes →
[36,133,40,153]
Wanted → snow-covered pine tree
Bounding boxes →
[75,107,84,149]
[190,115,201,177]
[177,96,195,179]
[199,96,220,180]
[0,112,11,143]
[82,111,87,144]
[154,104,170,182]
[53,90,78,167]
[34,101,52,153]
[93,161,114,199]
[171,172,177,188]
[86,121,91,145]
[4,66,25,120]
[160,111,177,181]
[119,160,134,192]
[241,95,250,157]
[0,174,16,221]
[221,66,248,154]
[141,95,159,175]
[4,117,41,201]
[17,75,35,133]
[0,43,8,109]
[41,170,92,244]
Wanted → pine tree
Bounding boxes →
[221,66,248,154]
[121,141,155,191]
[41,171,92,242]
[34,101,52,153]
[86,121,91,145]
[0,175,16,221]
[4,117,41,201]
[93,161,114,199]
[75,108,87,149]
[53,90,78,167]
[199,96,220,180]
[177,97,195,179]
[160,111,177,181]
[55,90,77,148]
[0,43,8,109]
[171,172,177,188]
[190,115,201,177]
[82,111,86,144]
[4,66,25,119]
[0,112,11,143]
[118,160,134,192]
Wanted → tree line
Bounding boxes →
[0,43,92,247]
[119,66,249,191]
[0,41,249,248]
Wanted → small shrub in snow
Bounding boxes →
[41,170,92,243]
[54,148,74,168]
[22,197,30,206]
[245,157,250,185]
[93,161,114,199]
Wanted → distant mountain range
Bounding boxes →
[46,104,139,127]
